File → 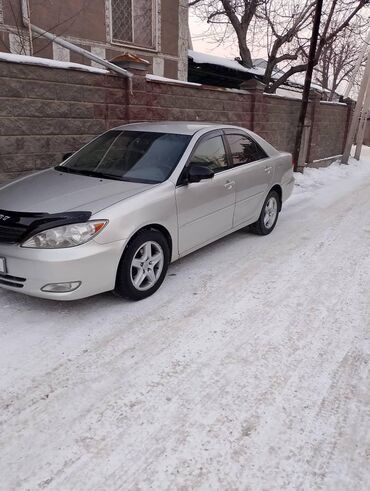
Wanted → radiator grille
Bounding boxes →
[0,273,26,289]
[0,224,28,244]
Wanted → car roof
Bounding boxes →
[113,121,242,136]
[112,121,281,157]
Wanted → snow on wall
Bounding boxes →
[146,74,201,87]
[0,52,109,74]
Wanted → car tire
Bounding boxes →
[249,190,280,236]
[114,230,170,301]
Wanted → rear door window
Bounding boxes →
[226,134,267,166]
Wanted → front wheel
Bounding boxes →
[114,230,170,301]
[249,190,280,235]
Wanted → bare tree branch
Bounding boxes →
[190,0,369,94]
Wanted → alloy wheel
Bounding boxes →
[130,241,164,291]
[263,197,278,229]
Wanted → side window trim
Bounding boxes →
[223,131,268,167]
[176,130,232,186]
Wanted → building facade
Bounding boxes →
[0,0,188,80]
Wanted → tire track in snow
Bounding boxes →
[1,166,370,490]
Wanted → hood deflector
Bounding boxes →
[0,210,91,244]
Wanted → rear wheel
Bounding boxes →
[249,190,280,235]
[114,230,170,301]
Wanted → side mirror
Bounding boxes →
[62,152,74,161]
[187,165,215,183]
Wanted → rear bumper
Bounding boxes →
[0,238,126,300]
[282,175,295,202]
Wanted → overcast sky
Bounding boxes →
[189,12,266,61]
[189,12,236,58]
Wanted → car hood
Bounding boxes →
[0,168,156,214]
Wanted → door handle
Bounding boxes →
[265,166,273,173]
[224,180,235,190]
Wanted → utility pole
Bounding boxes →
[292,0,324,172]
[354,76,370,160]
[26,0,33,55]
[342,49,370,164]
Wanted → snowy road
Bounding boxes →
[1,150,370,491]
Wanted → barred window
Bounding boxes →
[111,0,155,49]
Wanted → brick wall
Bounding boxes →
[259,95,302,154]
[308,101,349,162]
[133,77,253,127]
[0,61,128,182]
[0,59,352,183]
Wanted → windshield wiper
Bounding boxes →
[55,165,77,174]
[55,166,124,181]
[91,171,126,181]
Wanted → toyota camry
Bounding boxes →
[0,122,294,300]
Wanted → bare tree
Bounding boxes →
[312,16,368,100]
[190,0,369,92]
[256,0,315,90]
[189,0,268,67]
[265,0,368,93]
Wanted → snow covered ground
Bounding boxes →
[1,149,370,490]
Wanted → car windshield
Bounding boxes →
[56,130,191,184]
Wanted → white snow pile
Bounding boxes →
[289,146,370,209]
[0,52,109,74]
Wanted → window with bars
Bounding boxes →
[111,0,155,49]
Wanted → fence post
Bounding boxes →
[343,100,355,154]
[296,121,311,172]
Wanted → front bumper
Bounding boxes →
[0,238,127,300]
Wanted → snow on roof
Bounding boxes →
[288,72,327,93]
[253,59,328,93]
[0,52,109,74]
[189,50,328,93]
[189,50,265,76]
[253,58,267,67]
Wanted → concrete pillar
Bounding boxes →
[306,91,322,166]
[240,79,265,133]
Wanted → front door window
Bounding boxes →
[190,136,228,173]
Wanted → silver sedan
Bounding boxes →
[0,122,294,300]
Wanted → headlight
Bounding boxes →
[21,220,108,249]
